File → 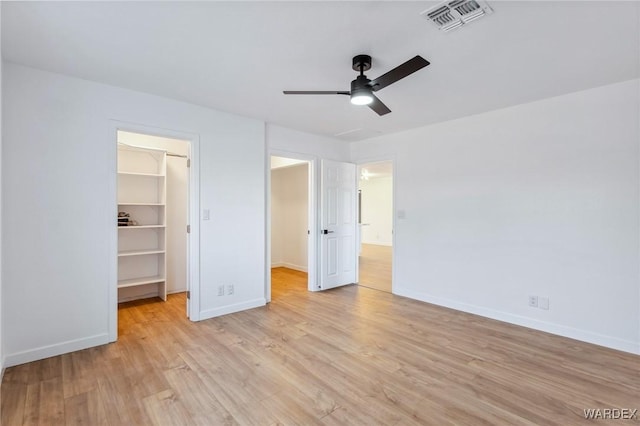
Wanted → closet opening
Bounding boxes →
[268,155,316,301]
[115,130,192,333]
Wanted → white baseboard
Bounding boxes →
[117,290,160,303]
[199,298,266,321]
[3,333,110,368]
[361,241,392,247]
[394,287,640,355]
[271,262,307,272]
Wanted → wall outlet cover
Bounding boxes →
[539,297,549,310]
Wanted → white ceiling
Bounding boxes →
[2,1,638,142]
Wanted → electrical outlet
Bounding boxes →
[217,285,224,296]
[539,297,549,310]
[227,284,234,295]
[528,295,538,307]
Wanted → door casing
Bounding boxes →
[108,120,201,342]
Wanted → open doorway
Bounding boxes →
[357,161,393,293]
[270,156,312,300]
[114,130,192,336]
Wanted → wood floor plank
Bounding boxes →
[23,377,65,426]
[63,388,108,426]
[96,367,154,425]
[2,269,639,425]
[142,389,196,426]
[1,381,28,425]
[162,363,236,425]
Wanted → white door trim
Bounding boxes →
[108,120,201,342]
[266,150,318,302]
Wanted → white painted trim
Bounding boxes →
[271,263,308,273]
[107,123,118,342]
[360,241,393,247]
[3,334,110,368]
[199,298,266,320]
[187,134,201,321]
[108,120,202,342]
[307,159,319,291]
[395,286,640,355]
[265,139,272,303]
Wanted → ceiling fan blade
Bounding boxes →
[368,55,430,92]
[368,94,391,116]
[283,91,350,95]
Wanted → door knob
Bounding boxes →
[322,229,334,234]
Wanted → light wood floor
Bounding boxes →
[2,269,639,425]
[358,243,392,293]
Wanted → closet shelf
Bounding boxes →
[118,249,166,257]
[118,171,165,177]
[118,225,165,229]
[117,144,167,302]
[118,202,165,206]
[118,276,165,288]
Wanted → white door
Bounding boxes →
[320,160,357,290]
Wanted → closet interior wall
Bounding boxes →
[270,161,309,273]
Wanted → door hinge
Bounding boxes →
[187,158,191,168]
[186,291,191,299]
[187,224,191,234]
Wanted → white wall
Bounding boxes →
[117,131,189,296]
[2,63,266,366]
[267,124,350,161]
[271,164,308,271]
[351,79,640,354]
[359,176,393,246]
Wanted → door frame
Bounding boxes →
[356,156,396,294]
[108,120,201,342]
[266,150,318,302]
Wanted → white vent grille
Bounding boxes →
[421,0,493,32]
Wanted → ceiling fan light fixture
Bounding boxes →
[350,76,373,105]
[351,91,373,106]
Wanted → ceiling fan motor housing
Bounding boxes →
[351,75,372,94]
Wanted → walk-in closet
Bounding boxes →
[116,131,190,305]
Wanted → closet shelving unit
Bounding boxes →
[117,144,167,301]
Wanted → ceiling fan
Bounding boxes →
[283,54,430,116]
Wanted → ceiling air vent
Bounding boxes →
[421,0,493,32]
